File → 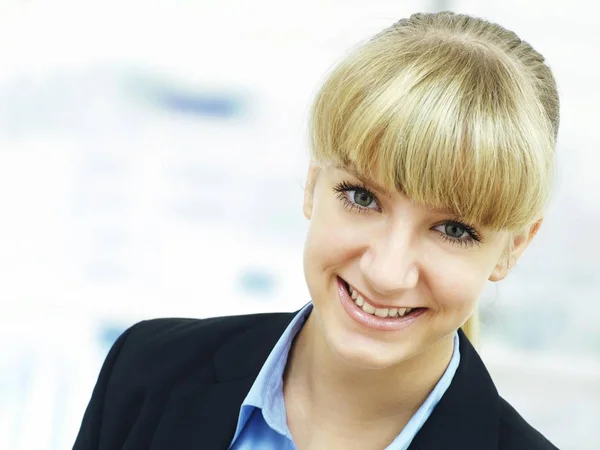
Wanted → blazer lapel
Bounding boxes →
[408,330,501,450]
[149,312,502,450]
[150,310,297,450]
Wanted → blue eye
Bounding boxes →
[433,221,483,248]
[445,223,468,239]
[349,188,379,209]
[333,182,380,212]
[333,180,483,248]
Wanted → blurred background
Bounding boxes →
[0,0,598,449]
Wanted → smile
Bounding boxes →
[337,276,427,331]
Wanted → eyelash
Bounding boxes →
[332,181,483,248]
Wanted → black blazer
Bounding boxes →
[73,309,559,450]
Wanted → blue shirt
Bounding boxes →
[228,302,460,450]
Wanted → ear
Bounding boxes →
[303,162,320,220]
[489,219,543,282]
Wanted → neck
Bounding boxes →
[283,310,455,429]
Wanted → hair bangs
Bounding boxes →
[309,37,554,231]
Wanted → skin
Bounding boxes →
[282,162,541,449]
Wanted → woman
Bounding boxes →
[73,11,560,450]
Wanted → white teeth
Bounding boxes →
[361,301,376,314]
[355,295,365,307]
[374,308,388,317]
[346,281,415,318]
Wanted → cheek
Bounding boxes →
[423,251,494,313]
[304,203,366,270]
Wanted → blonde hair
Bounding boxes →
[308,12,559,343]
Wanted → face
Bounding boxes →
[302,163,540,370]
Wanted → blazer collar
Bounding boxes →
[150,310,298,450]
[152,310,501,450]
[214,310,298,382]
[211,313,502,450]
[409,329,501,450]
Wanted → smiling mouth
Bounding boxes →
[340,278,426,319]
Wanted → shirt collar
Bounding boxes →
[240,301,313,436]
[235,301,460,445]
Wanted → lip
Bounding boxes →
[337,276,426,332]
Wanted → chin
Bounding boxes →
[322,316,420,370]
[334,345,409,370]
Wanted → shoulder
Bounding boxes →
[120,312,282,355]
[498,396,559,450]
[423,330,560,450]
[111,312,285,384]
[73,312,291,449]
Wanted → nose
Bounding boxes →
[359,225,419,295]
